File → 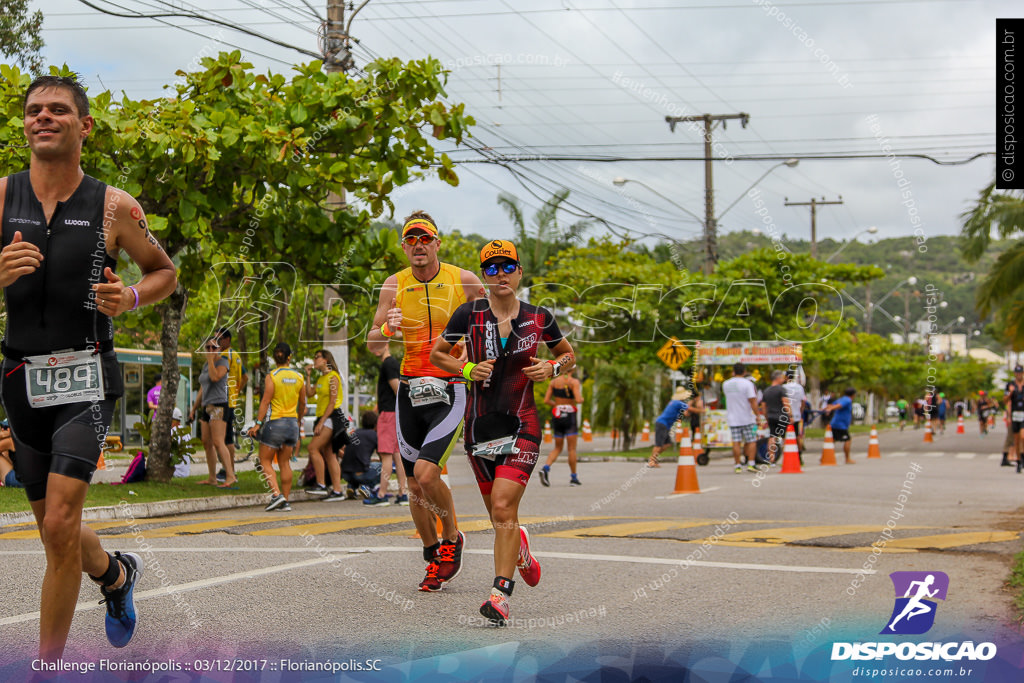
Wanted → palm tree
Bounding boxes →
[960,181,1024,347]
[496,189,591,288]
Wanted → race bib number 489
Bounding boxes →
[25,350,105,408]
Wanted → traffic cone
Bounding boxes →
[867,425,881,459]
[692,426,703,455]
[780,424,802,473]
[673,427,701,494]
[97,451,107,471]
[677,426,691,457]
[820,426,837,466]
[641,421,651,442]
[544,422,553,443]
[675,420,684,443]
[582,419,593,442]
[956,415,965,434]
[923,423,933,443]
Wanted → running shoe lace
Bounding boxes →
[99,588,124,618]
[438,543,456,563]
[424,561,440,579]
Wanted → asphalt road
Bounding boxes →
[1,422,1021,681]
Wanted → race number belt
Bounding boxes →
[1013,411,1024,422]
[408,376,450,407]
[25,350,105,408]
[555,405,576,416]
[470,434,519,461]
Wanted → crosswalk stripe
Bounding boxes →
[539,519,719,539]
[704,525,920,547]
[0,521,131,540]
[884,531,1020,549]
[99,515,325,538]
[250,517,415,536]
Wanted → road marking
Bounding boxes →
[539,519,718,539]
[922,452,946,458]
[883,531,1020,550]
[955,453,976,459]
[250,517,416,536]
[701,525,920,548]
[655,487,721,499]
[987,454,1002,460]
[888,451,908,457]
[0,544,880,626]
[0,521,128,540]
[0,555,338,627]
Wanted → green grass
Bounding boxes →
[1007,550,1024,622]
[0,469,276,516]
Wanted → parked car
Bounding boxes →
[885,401,900,419]
[851,402,865,422]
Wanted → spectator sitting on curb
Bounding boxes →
[343,411,383,500]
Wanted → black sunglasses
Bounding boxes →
[483,261,519,277]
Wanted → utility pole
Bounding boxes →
[665,112,750,276]
[784,196,844,260]
[324,0,356,413]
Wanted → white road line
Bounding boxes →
[987,454,1002,460]
[0,545,874,625]
[922,452,946,457]
[889,451,908,457]
[655,487,721,499]
[955,453,976,459]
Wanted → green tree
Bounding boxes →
[960,181,1024,348]
[497,189,590,287]
[0,54,473,480]
[0,1,43,73]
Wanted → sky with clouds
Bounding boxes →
[34,0,1001,254]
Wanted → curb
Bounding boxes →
[1,491,321,525]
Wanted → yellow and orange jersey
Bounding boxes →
[394,262,467,378]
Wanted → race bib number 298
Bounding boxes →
[25,350,105,408]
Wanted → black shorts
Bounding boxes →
[832,428,851,442]
[466,411,540,494]
[654,422,672,448]
[552,411,578,438]
[767,418,788,440]
[225,405,235,445]
[0,352,122,502]
[396,381,466,476]
[200,403,230,423]
[320,409,351,452]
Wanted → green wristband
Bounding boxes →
[462,361,478,381]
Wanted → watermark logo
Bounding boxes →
[881,571,948,635]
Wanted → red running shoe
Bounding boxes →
[517,526,541,587]
[479,589,510,626]
[434,530,465,583]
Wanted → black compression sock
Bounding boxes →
[88,552,120,586]
[494,576,515,596]
[423,542,441,562]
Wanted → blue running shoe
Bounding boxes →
[99,552,142,648]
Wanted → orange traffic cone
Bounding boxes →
[675,420,684,443]
[956,415,965,434]
[780,424,802,473]
[867,424,881,459]
[673,427,701,494]
[820,426,837,466]
[923,423,933,443]
[582,419,593,442]
[97,451,107,471]
[641,421,651,442]
[544,422,553,443]
[692,426,703,454]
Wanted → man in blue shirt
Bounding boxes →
[649,386,689,467]
[824,387,857,464]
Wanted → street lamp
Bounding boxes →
[864,276,917,335]
[825,226,879,263]
[939,316,966,358]
[613,158,798,276]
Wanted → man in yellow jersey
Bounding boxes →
[368,210,485,592]
[216,327,247,477]
[248,342,306,511]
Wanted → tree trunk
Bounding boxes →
[149,284,188,482]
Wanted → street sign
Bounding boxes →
[656,337,692,370]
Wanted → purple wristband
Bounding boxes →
[129,286,140,311]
